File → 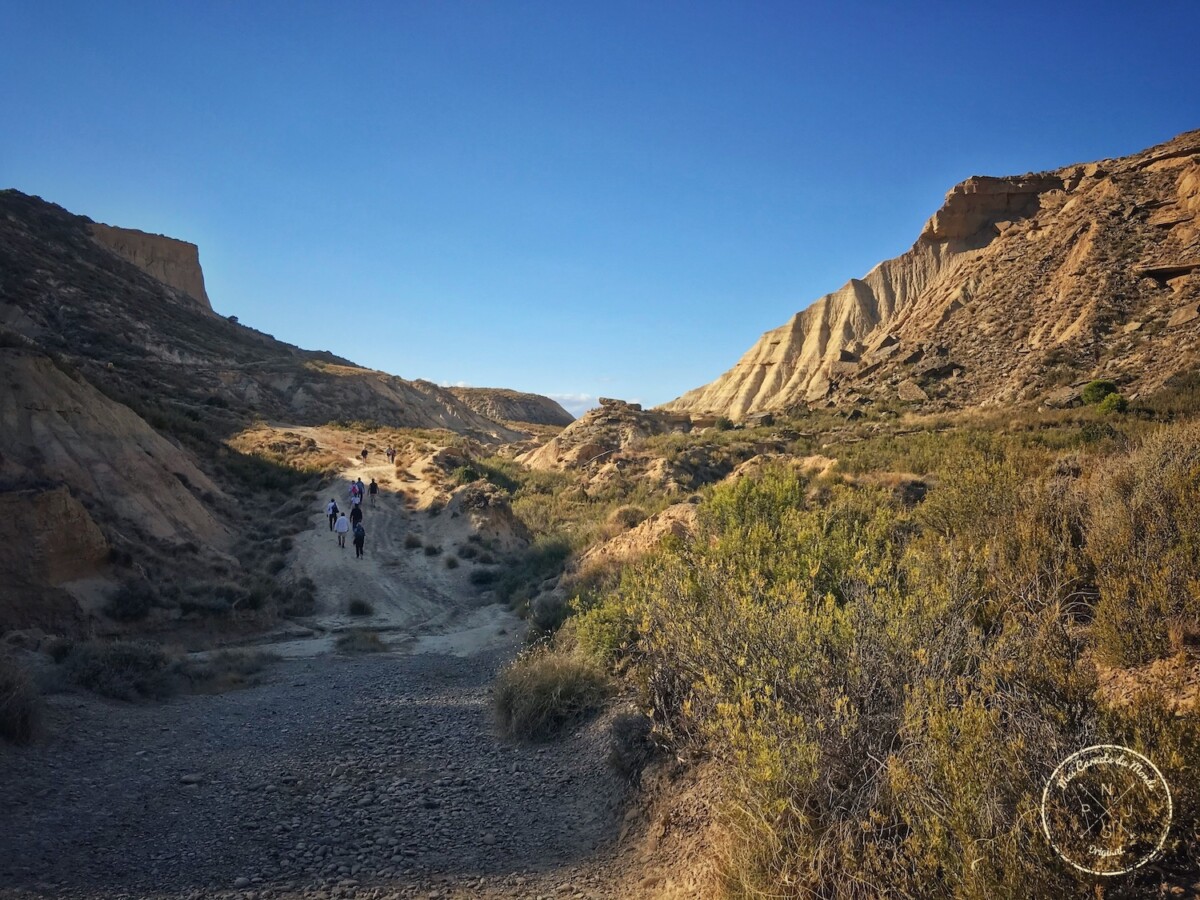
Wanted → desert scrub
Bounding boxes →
[606,504,647,531]
[0,653,40,744]
[404,533,423,549]
[1087,421,1200,665]
[61,640,174,700]
[444,554,459,569]
[493,646,612,741]
[103,580,159,621]
[336,629,386,653]
[593,463,1111,898]
[347,599,374,616]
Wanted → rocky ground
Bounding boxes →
[0,648,632,900]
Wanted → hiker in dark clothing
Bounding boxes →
[350,504,363,528]
[368,479,378,507]
[326,499,339,531]
[353,521,366,559]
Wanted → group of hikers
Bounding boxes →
[325,476,379,559]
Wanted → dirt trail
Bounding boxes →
[0,440,642,900]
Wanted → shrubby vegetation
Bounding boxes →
[499,394,1200,897]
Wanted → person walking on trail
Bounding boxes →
[325,498,339,531]
[349,481,360,504]
[368,478,378,507]
[385,446,395,464]
[361,447,369,462]
[353,521,366,559]
[334,512,350,548]
[350,503,363,528]
[356,478,366,502]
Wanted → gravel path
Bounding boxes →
[0,648,630,900]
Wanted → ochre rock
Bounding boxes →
[665,127,1200,419]
[90,222,213,310]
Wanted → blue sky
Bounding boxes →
[3,2,1198,416]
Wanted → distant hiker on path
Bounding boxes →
[385,446,395,464]
[334,512,350,548]
[361,447,369,462]
[350,504,363,528]
[368,478,378,507]
[353,521,366,559]
[349,481,360,504]
[326,498,339,531]
[356,478,366,501]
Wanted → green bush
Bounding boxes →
[714,416,734,431]
[493,647,612,741]
[1097,391,1128,414]
[584,463,1106,897]
[1081,379,1118,405]
[423,543,442,556]
[444,555,460,569]
[0,653,40,744]
[348,599,374,616]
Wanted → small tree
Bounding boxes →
[1081,379,1117,405]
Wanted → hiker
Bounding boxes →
[349,481,360,503]
[334,511,350,548]
[368,478,378,507]
[353,521,366,559]
[361,447,368,462]
[356,478,366,501]
[350,503,363,528]
[326,498,339,531]
[385,446,395,464]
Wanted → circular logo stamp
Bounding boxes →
[1041,744,1173,876]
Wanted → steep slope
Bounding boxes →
[0,189,522,441]
[667,128,1200,417]
[447,386,574,426]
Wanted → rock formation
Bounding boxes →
[666,128,1200,417]
[90,222,213,311]
[446,386,574,427]
[519,398,690,470]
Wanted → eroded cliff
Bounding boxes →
[666,128,1200,417]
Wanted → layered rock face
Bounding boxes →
[667,128,1200,417]
[447,387,574,426]
[90,222,212,310]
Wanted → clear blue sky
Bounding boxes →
[3,2,1198,415]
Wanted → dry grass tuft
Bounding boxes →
[493,646,612,741]
[336,629,387,654]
